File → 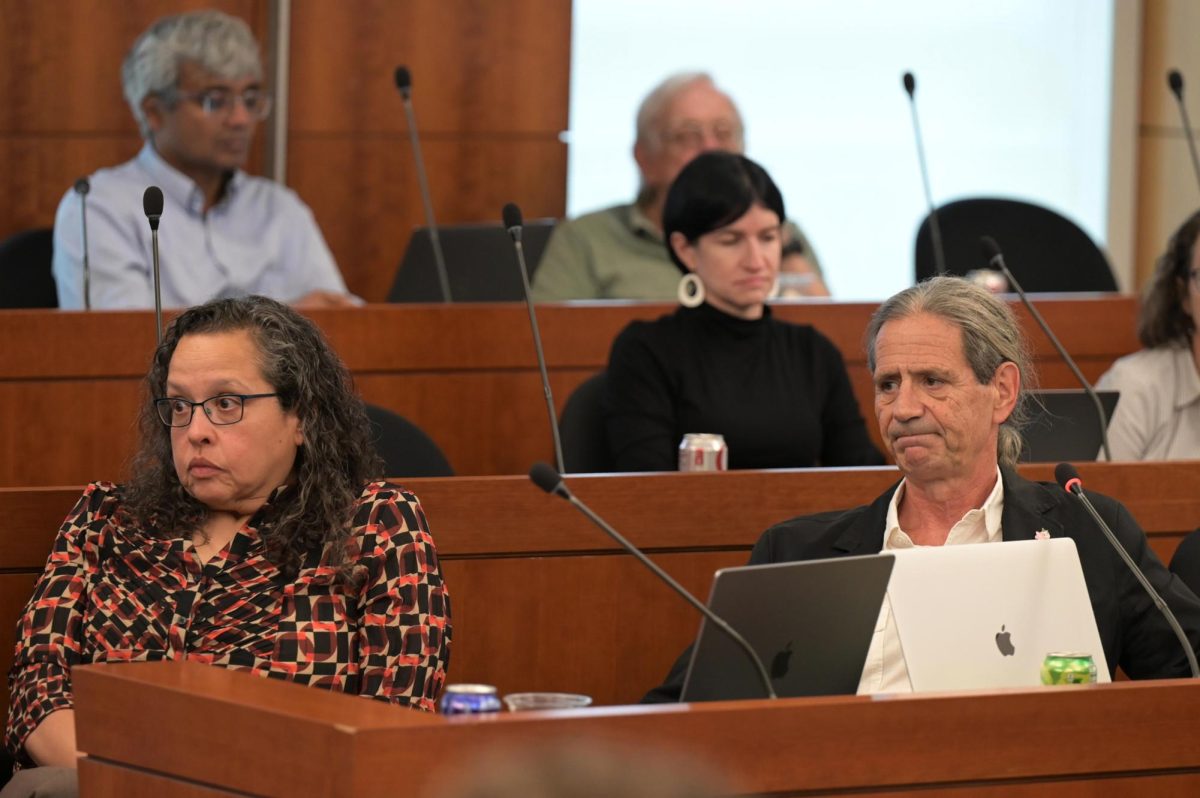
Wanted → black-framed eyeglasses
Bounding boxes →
[154,393,279,428]
[168,87,273,120]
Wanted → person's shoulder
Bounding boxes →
[349,480,432,535]
[565,203,633,229]
[612,307,686,351]
[755,504,874,561]
[1103,346,1185,382]
[766,313,843,353]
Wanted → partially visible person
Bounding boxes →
[1097,209,1200,460]
[643,276,1200,702]
[52,10,356,310]
[4,296,450,793]
[602,152,880,471]
[532,72,827,301]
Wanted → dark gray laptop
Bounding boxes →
[680,554,894,702]
[1020,389,1120,463]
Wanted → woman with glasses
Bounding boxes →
[1097,210,1200,460]
[602,152,882,471]
[4,297,450,789]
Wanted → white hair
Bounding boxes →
[634,72,744,152]
[121,10,262,139]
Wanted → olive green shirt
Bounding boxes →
[531,203,820,301]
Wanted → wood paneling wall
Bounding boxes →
[0,297,1138,486]
[0,1,569,303]
[285,0,571,302]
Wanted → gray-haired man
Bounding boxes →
[533,72,826,301]
[52,10,355,309]
[644,276,1200,701]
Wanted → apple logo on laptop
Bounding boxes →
[995,624,1016,656]
[771,641,793,680]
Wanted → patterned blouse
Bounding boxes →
[5,480,451,764]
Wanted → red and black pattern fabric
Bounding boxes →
[5,480,451,764]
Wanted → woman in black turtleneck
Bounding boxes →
[603,152,883,471]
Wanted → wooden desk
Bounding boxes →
[0,295,1136,484]
[72,660,1200,797]
[2,462,1195,712]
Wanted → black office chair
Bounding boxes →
[1170,529,1200,599]
[0,227,57,308]
[914,198,1117,292]
[363,404,454,478]
[559,372,613,473]
[387,219,556,303]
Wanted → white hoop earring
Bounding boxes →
[678,273,705,308]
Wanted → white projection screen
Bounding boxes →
[566,0,1131,299]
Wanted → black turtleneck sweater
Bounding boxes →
[603,303,883,471]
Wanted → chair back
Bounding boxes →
[363,404,454,478]
[559,372,613,473]
[0,227,57,308]
[1170,529,1200,599]
[388,220,556,302]
[914,198,1117,292]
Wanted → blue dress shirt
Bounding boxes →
[52,144,347,309]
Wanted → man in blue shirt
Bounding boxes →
[52,10,356,310]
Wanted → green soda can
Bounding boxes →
[1040,652,1098,685]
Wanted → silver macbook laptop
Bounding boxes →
[680,554,895,702]
[887,538,1110,691]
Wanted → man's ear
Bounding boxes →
[141,94,167,136]
[992,361,1021,424]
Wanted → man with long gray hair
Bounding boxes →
[644,275,1200,701]
[51,9,355,310]
[532,72,826,300]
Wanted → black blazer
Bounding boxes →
[643,467,1200,703]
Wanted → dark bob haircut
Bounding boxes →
[125,295,383,583]
[1137,208,1200,349]
[662,151,786,273]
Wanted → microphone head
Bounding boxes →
[980,235,1003,262]
[903,71,916,97]
[142,185,164,230]
[74,177,90,196]
[1054,462,1082,493]
[394,65,412,97]
[1169,69,1184,99]
[502,202,523,230]
[529,461,567,498]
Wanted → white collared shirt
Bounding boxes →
[856,467,1005,694]
[52,144,347,309]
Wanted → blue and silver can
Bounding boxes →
[439,684,503,715]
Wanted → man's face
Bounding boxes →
[872,313,1019,485]
[635,81,743,200]
[143,61,264,177]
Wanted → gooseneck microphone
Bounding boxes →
[1055,463,1199,678]
[981,236,1112,461]
[902,71,946,276]
[74,177,91,310]
[507,204,565,474]
[529,462,777,699]
[1167,70,1200,195]
[394,65,452,302]
[142,186,164,345]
